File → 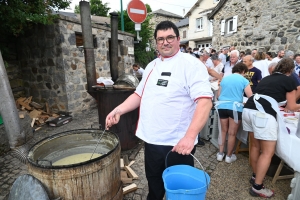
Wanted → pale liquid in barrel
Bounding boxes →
[52,153,102,166]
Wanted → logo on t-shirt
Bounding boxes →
[157,79,168,87]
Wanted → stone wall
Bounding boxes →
[211,0,300,53]
[18,15,135,115]
[149,15,183,50]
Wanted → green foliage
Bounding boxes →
[0,0,71,36]
[74,0,110,17]
[118,4,155,67]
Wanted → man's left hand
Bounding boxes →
[172,136,195,155]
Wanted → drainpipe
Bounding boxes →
[80,1,96,94]
[110,12,119,82]
[0,51,25,149]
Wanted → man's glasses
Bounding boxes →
[156,35,177,44]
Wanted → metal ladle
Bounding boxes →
[90,129,106,160]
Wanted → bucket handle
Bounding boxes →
[165,151,209,190]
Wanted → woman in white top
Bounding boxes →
[253,52,270,78]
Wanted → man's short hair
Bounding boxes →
[132,64,138,68]
[294,53,300,59]
[154,21,179,39]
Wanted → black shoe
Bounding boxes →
[197,140,205,146]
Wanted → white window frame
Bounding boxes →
[221,15,238,35]
[196,17,203,31]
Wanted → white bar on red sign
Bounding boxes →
[130,8,145,14]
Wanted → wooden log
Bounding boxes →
[23,96,32,104]
[120,159,124,169]
[128,161,135,167]
[31,118,36,127]
[29,109,42,119]
[123,183,137,195]
[18,101,32,110]
[120,170,128,178]
[121,178,132,184]
[19,113,25,119]
[34,127,42,132]
[124,166,138,179]
[123,155,129,166]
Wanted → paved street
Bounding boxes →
[0,107,292,200]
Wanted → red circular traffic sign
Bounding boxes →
[127,0,147,23]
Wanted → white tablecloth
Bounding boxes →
[277,112,300,172]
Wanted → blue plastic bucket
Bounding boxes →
[163,153,210,200]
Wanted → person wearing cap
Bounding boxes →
[106,20,213,200]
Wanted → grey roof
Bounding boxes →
[175,18,189,28]
[149,9,183,19]
[208,0,227,19]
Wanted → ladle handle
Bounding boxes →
[90,129,106,160]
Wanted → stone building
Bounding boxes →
[15,13,135,115]
[175,18,190,49]
[208,0,300,53]
[148,9,184,49]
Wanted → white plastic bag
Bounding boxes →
[97,77,114,86]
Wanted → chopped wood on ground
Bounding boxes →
[120,159,137,191]
[15,96,65,130]
[123,183,138,195]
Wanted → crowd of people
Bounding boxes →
[111,20,300,199]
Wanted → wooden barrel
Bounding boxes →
[91,89,139,151]
[27,129,123,200]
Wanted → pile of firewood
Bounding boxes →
[120,155,138,195]
[16,96,58,128]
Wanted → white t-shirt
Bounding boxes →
[272,57,281,63]
[218,53,227,65]
[221,61,234,77]
[133,68,144,76]
[134,51,213,146]
[209,62,224,81]
[253,59,270,78]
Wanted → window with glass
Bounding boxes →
[196,18,203,30]
[227,18,234,33]
[183,30,186,38]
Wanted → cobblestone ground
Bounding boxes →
[0,106,292,200]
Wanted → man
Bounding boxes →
[229,45,235,52]
[243,55,262,92]
[201,52,222,80]
[294,54,300,77]
[221,50,240,78]
[106,21,213,200]
[239,51,245,62]
[218,47,228,65]
[272,50,285,63]
[132,63,144,77]
[251,49,257,59]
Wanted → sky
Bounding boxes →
[63,0,198,17]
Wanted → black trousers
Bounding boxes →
[144,142,196,200]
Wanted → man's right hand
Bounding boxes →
[106,108,121,129]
